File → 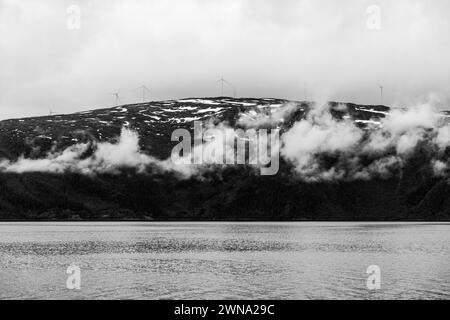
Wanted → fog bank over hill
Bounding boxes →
[1,97,449,181]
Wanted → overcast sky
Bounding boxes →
[1,0,450,119]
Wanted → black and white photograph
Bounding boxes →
[0,0,449,309]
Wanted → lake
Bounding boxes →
[0,222,449,299]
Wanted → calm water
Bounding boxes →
[0,222,449,300]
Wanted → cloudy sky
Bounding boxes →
[1,0,450,119]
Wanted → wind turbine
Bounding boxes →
[111,92,121,106]
[217,76,226,96]
[217,76,236,97]
[378,85,384,104]
[138,85,151,103]
[303,82,307,101]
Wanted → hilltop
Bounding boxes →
[0,97,448,220]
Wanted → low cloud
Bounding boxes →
[0,128,195,178]
[432,160,448,177]
[280,98,450,181]
[0,98,449,181]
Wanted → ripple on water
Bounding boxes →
[0,222,449,299]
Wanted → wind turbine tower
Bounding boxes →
[138,85,151,103]
[217,76,225,96]
[303,82,307,101]
[217,77,236,97]
[379,85,384,104]
[112,92,121,106]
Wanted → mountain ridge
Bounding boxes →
[0,97,448,220]
[0,97,392,160]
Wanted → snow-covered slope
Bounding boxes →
[0,97,396,160]
[2,97,449,162]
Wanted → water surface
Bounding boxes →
[0,222,449,299]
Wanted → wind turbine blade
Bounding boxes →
[223,80,233,87]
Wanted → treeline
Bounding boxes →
[0,161,448,221]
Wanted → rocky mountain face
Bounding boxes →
[0,97,448,220]
[0,98,391,159]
